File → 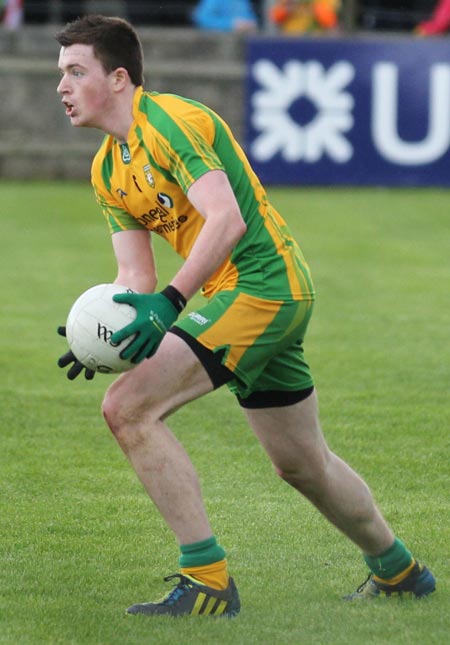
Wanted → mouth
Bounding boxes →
[63,100,75,117]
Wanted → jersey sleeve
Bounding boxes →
[166,119,225,193]
[147,95,226,194]
[92,182,146,235]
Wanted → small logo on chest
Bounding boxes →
[120,143,131,164]
[143,164,155,188]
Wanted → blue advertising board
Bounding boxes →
[245,37,450,186]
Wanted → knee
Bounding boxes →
[276,467,322,496]
[102,386,127,439]
[275,451,330,495]
[275,466,310,491]
[101,383,151,449]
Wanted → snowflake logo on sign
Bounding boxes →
[250,60,355,163]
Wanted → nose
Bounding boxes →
[57,74,69,95]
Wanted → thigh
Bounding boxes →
[104,331,215,421]
[243,389,330,473]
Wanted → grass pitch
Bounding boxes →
[0,182,449,644]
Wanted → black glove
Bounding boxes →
[57,326,95,380]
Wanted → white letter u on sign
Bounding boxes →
[372,62,450,165]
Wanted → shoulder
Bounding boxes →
[137,91,218,130]
[91,135,115,191]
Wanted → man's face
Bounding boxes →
[57,44,115,129]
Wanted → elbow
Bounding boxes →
[234,212,247,244]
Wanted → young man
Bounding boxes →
[56,15,435,617]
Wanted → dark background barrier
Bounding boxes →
[1,1,447,184]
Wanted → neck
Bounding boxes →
[101,85,138,142]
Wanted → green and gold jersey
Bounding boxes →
[92,87,315,300]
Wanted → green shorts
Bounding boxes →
[172,288,315,401]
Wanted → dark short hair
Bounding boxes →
[56,15,144,86]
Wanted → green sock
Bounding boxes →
[363,537,414,579]
[179,536,226,568]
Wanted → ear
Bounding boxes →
[111,67,129,92]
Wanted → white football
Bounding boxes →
[66,283,137,374]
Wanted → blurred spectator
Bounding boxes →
[2,0,24,28]
[416,0,450,34]
[270,0,340,33]
[192,0,258,32]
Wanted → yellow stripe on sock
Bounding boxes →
[181,559,229,590]
[373,559,416,586]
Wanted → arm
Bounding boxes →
[170,169,247,300]
[111,169,247,363]
[57,228,156,380]
[112,228,157,294]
